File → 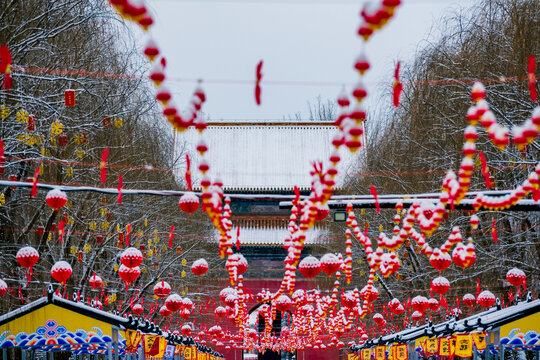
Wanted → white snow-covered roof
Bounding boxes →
[232,226,327,246]
[180,122,352,190]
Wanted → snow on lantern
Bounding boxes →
[179,308,191,320]
[153,280,171,298]
[316,204,330,221]
[429,249,452,272]
[51,260,72,285]
[155,83,171,105]
[191,258,209,275]
[477,290,496,308]
[120,247,143,268]
[45,188,68,211]
[470,82,486,102]
[354,52,370,75]
[143,37,159,61]
[275,295,292,312]
[159,305,172,317]
[89,272,103,289]
[16,246,39,286]
[411,295,429,314]
[0,279,6,296]
[165,293,183,312]
[430,276,450,295]
[373,313,385,326]
[320,253,343,276]
[182,297,194,310]
[118,264,140,288]
[149,60,165,86]
[132,303,144,315]
[298,256,321,278]
[220,287,236,303]
[506,268,526,287]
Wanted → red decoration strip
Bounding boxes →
[117,174,123,204]
[370,185,380,214]
[168,225,175,248]
[393,61,403,107]
[255,60,263,105]
[31,167,39,197]
[100,148,109,184]
[528,54,537,102]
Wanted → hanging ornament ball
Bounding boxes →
[373,313,385,326]
[0,279,7,297]
[16,246,40,269]
[316,204,330,221]
[45,188,68,211]
[388,298,401,312]
[132,303,144,315]
[430,276,450,295]
[220,287,236,303]
[429,249,452,271]
[182,297,194,310]
[153,280,171,298]
[463,293,476,308]
[411,310,423,322]
[215,306,227,318]
[477,290,496,308]
[360,285,379,303]
[393,303,405,315]
[428,298,439,312]
[159,305,172,317]
[191,258,209,276]
[51,261,72,284]
[506,268,526,287]
[320,253,343,275]
[179,192,199,213]
[411,295,429,313]
[341,291,357,309]
[298,256,321,278]
[120,247,143,268]
[165,293,183,312]
[118,264,141,284]
[89,274,103,289]
[181,324,192,337]
[275,295,292,312]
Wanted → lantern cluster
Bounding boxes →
[118,247,143,290]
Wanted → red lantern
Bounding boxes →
[165,293,183,312]
[181,325,192,337]
[341,291,357,308]
[428,298,439,312]
[215,306,227,318]
[191,258,208,276]
[373,313,385,326]
[360,285,379,303]
[275,295,292,312]
[51,261,72,284]
[159,305,172,317]
[299,256,321,278]
[320,253,342,276]
[316,204,330,221]
[411,295,429,313]
[462,293,475,308]
[143,38,159,61]
[17,246,39,286]
[118,264,140,284]
[477,290,495,308]
[430,276,450,295]
[179,192,199,213]
[506,268,526,287]
[0,279,7,296]
[429,249,452,271]
[393,303,404,315]
[182,297,194,310]
[411,311,423,322]
[132,303,144,315]
[153,280,171,298]
[220,287,236,303]
[120,247,143,268]
[46,188,68,211]
[179,308,191,320]
[89,273,103,289]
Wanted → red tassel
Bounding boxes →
[185,154,193,191]
[125,224,132,247]
[392,61,403,107]
[100,148,109,184]
[168,226,174,248]
[478,152,492,188]
[236,227,240,250]
[31,167,39,197]
[476,277,480,297]
[491,217,498,243]
[58,220,64,243]
[370,185,380,214]
[0,45,12,91]
[117,174,123,204]
[528,54,537,102]
[0,139,5,174]
[255,60,263,105]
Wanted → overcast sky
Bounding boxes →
[146,0,475,121]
